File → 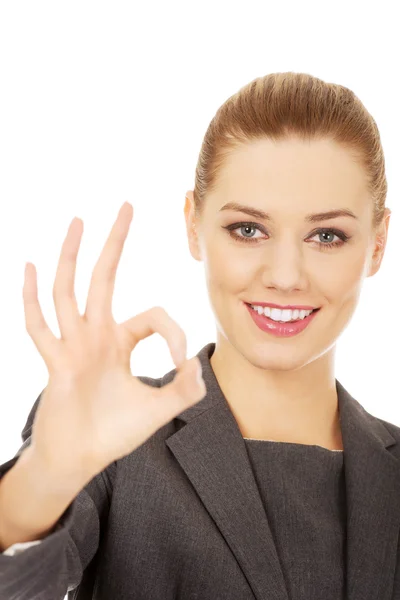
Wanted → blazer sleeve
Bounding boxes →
[0,388,116,600]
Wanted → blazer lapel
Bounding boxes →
[165,345,289,600]
[164,343,400,600]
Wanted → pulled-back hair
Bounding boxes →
[193,72,387,230]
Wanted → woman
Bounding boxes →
[0,72,396,600]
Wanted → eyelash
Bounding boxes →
[223,222,351,250]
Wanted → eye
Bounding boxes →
[224,223,265,242]
[310,229,348,250]
[222,222,351,250]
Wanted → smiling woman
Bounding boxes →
[176,73,395,597]
[182,74,391,453]
[0,71,396,600]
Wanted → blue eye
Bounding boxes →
[222,222,350,250]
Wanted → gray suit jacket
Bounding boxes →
[1,341,400,600]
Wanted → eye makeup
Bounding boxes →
[222,222,351,251]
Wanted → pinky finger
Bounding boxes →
[23,262,61,365]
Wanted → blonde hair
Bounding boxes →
[193,72,387,230]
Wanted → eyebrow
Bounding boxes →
[219,202,358,223]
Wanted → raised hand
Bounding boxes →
[22,202,206,483]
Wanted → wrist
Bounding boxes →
[19,444,95,498]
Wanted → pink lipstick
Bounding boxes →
[244,302,320,338]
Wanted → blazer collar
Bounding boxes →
[164,342,400,600]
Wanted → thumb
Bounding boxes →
[150,357,206,428]
[174,356,205,397]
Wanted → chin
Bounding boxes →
[227,334,315,372]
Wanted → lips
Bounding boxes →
[245,302,320,337]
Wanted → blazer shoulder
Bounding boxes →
[374,414,400,442]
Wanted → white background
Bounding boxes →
[1,0,399,461]
[0,1,399,593]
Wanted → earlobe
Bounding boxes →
[367,215,390,277]
[188,223,202,262]
[184,192,196,236]
[187,232,202,262]
[184,191,202,262]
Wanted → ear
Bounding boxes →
[367,207,392,277]
[184,190,202,262]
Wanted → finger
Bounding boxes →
[118,306,187,367]
[23,262,61,367]
[53,217,84,338]
[147,357,206,428]
[85,202,133,324]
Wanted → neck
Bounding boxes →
[209,339,343,451]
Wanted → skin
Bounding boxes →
[183,137,391,451]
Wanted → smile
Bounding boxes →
[244,302,321,338]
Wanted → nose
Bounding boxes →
[260,242,309,292]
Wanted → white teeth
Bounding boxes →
[250,305,314,322]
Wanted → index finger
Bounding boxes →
[85,202,134,323]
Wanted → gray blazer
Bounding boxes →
[1,341,400,600]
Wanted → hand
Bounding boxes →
[22,202,206,479]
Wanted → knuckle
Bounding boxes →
[25,319,35,334]
[152,305,167,317]
[150,306,169,324]
[150,306,185,341]
[24,323,33,337]
[24,315,38,335]
[89,323,118,354]
[117,322,137,350]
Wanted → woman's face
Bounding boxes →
[184,137,391,371]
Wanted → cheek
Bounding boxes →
[322,251,368,301]
[207,249,254,290]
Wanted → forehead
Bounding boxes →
[211,137,368,207]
